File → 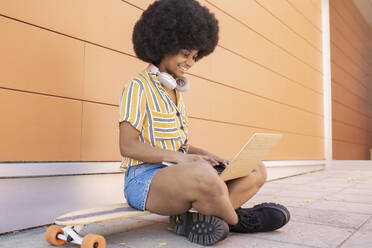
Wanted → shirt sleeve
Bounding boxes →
[118,80,146,132]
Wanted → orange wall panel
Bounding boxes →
[330,0,372,159]
[203,1,323,94]
[126,0,152,10]
[330,26,370,74]
[331,64,368,102]
[287,0,322,31]
[333,121,369,145]
[188,118,324,161]
[191,47,323,115]
[331,0,370,42]
[342,0,372,40]
[333,140,370,160]
[84,44,146,105]
[310,0,322,12]
[329,3,369,58]
[0,89,82,161]
[332,82,370,118]
[332,102,369,130]
[0,17,85,99]
[256,0,322,51]
[81,103,121,161]
[185,75,324,137]
[0,0,142,55]
[331,44,369,88]
[205,0,322,72]
[0,0,326,162]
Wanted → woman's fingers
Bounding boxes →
[200,155,218,166]
[208,158,219,166]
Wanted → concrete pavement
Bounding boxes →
[1,163,372,248]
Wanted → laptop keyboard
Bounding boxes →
[214,164,226,175]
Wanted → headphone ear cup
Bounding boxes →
[158,72,177,90]
[175,77,189,92]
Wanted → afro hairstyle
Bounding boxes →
[132,0,219,66]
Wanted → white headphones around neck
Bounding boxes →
[148,64,190,92]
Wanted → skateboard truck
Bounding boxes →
[58,226,84,245]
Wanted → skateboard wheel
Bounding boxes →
[45,225,66,246]
[81,234,106,248]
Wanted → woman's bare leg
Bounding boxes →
[145,161,238,225]
[227,162,267,209]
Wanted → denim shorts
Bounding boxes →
[124,163,167,211]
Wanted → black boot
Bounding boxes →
[169,212,229,246]
[229,203,290,233]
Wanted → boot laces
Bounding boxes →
[239,211,263,232]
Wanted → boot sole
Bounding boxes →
[169,212,229,246]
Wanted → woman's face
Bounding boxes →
[158,49,198,78]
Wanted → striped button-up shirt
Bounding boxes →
[118,68,189,169]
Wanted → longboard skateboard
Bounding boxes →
[45,133,282,248]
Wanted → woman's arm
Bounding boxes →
[119,121,215,164]
[187,145,209,156]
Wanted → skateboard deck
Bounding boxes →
[46,133,282,247]
[55,203,150,226]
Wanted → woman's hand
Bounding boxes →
[203,153,230,167]
[187,145,230,167]
[174,153,218,166]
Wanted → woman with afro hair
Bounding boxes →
[119,0,289,245]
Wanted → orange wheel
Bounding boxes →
[81,234,106,248]
[45,225,66,246]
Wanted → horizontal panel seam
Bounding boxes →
[331,60,372,91]
[285,0,322,32]
[332,102,372,120]
[121,0,144,11]
[337,0,372,38]
[332,119,372,134]
[0,13,325,98]
[331,81,372,109]
[218,45,323,95]
[329,2,366,41]
[1,76,325,120]
[0,14,138,60]
[330,12,368,56]
[204,0,323,75]
[0,84,326,139]
[331,79,370,105]
[331,97,372,120]
[333,120,372,133]
[332,138,371,147]
[187,72,324,117]
[189,116,324,139]
[255,0,322,53]
[329,3,372,51]
[0,86,119,107]
[330,22,372,69]
[330,40,372,79]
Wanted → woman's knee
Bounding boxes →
[255,162,267,187]
[193,164,227,197]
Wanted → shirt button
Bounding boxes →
[176,112,180,116]
[181,125,184,130]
